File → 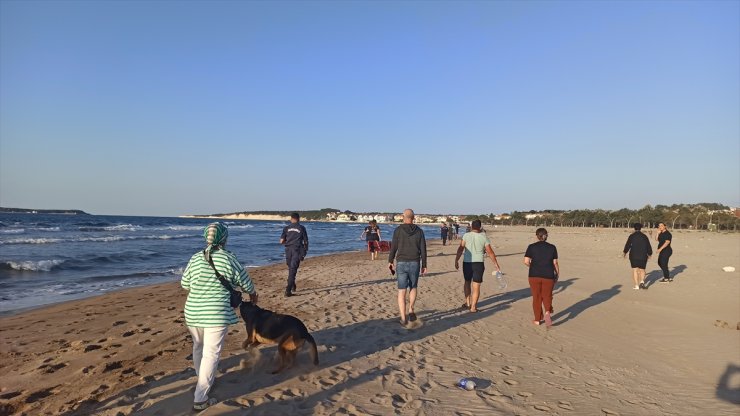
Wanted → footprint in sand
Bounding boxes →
[103,361,123,372]
[25,386,57,403]
[84,344,102,352]
[38,362,67,374]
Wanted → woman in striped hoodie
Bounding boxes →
[181,222,258,411]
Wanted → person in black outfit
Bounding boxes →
[623,223,652,290]
[656,222,673,282]
[440,223,449,246]
[360,220,382,260]
[279,213,309,297]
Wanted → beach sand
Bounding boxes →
[1,227,738,415]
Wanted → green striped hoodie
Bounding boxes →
[181,249,255,327]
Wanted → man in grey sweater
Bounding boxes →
[388,209,427,326]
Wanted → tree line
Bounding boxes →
[465,203,739,231]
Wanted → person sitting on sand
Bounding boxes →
[388,209,427,327]
[360,220,382,260]
[655,222,673,283]
[523,228,559,327]
[181,222,258,412]
[623,223,652,290]
[454,219,501,312]
[441,223,449,246]
[280,213,309,297]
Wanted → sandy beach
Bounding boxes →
[1,227,738,416]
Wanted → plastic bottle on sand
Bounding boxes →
[457,378,477,391]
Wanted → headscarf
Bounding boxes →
[203,222,228,260]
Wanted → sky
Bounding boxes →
[1,0,738,217]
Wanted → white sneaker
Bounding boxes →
[633,285,640,290]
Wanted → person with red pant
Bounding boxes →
[523,228,560,327]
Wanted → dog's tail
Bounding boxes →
[304,333,319,366]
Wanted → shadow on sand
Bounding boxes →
[77,278,577,415]
[552,284,622,326]
[716,363,740,405]
[644,264,688,287]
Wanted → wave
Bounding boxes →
[0,234,193,245]
[1,259,66,272]
[82,268,184,282]
[79,224,142,232]
[30,227,61,232]
[0,229,24,234]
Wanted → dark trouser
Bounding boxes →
[528,277,555,321]
[658,249,672,279]
[286,247,302,292]
[442,236,447,245]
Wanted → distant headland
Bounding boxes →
[0,207,90,215]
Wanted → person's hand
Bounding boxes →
[622,253,626,259]
[421,267,427,276]
[454,260,460,270]
[249,292,258,304]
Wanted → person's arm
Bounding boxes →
[279,227,287,245]
[420,231,427,275]
[454,240,465,270]
[485,244,501,272]
[231,258,258,303]
[553,259,560,279]
[523,245,532,267]
[378,228,382,241]
[181,257,194,290]
[623,235,631,258]
[302,226,309,252]
[388,228,399,266]
[360,230,367,240]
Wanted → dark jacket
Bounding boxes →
[623,231,652,259]
[388,224,427,268]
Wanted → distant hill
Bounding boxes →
[0,207,90,215]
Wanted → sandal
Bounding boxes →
[399,319,408,327]
[193,397,218,412]
[408,312,417,322]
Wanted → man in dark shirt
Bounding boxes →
[280,213,309,297]
[388,209,427,326]
[623,223,652,290]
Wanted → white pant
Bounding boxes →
[187,326,228,403]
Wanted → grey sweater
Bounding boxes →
[388,224,427,268]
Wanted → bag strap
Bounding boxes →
[204,250,236,294]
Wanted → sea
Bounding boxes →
[0,213,439,314]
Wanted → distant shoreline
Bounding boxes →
[179,214,401,224]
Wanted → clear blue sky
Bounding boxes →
[1,0,738,216]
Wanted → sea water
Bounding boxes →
[0,213,437,314]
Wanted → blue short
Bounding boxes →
[396,261,420,290]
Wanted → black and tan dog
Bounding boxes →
[238,302,319,374]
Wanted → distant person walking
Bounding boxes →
[181,222,258,411]
[454,219,501,313]
[448,221,456,241]
[280,213,309,297]
[454,223,460,238]
[656,222,673,282]
[360,220,382,260]
[441,223,449,246]
[623,223,652,290]
[523,228,560,327]
[388,209,427,326]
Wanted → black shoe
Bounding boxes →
[639,282,645,289]
[284,291,293,297]
[659,278,669,283]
